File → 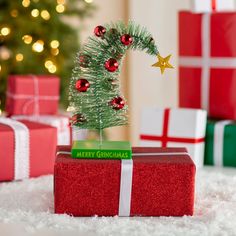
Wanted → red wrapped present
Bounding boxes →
[54,146,196,217]
[6,75,60,115]
[179,11,236,119]
[0,117,57,181]
[191,0,235,13]
[12,115,71,145]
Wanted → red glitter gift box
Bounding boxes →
[179,11,236,119]
[54,146,196,217]
[6,75,60,115]
[0,118,57,181]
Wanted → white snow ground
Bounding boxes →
[0,167,236,236]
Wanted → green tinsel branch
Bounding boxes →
[69,21,159,130]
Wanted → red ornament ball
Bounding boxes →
[94,25,106,37]
[79,54,90,68]
[104,58,119,72]
[110,97,125,110]
[120,34,133,46]
[70,113,86,125]
[75,79,90,92]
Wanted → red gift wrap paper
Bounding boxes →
[179,11,236,119]
[0,120,57,181]
[6,75,59,115]
[54,146,196,217]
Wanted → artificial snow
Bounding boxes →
[0,167,236,236]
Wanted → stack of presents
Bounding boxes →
[1,0,236,217]
[0,75,71,181]
[141,0,236,169]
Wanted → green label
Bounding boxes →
[71,140,132,159]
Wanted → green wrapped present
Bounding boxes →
[204,119,236,167]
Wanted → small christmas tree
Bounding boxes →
[69,21,173,159]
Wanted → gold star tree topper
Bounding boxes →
[152,54,174,74]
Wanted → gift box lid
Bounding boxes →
[7,75,60,96]
[0,119,57,131]
[11,115,70,131]
[140,108,206,139]
[56,146,195,165]
[191,0,235,13]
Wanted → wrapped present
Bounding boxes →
[179,11,236,120]
[0,117,57,181]
[191,0,234,13]
[6,75,59,115]
[54,146,195,217]
[140,108,207,168]
[204,119,236,167]
[12,115,70,145]
[72,127,88,141]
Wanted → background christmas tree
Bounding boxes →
[0,0,95,111]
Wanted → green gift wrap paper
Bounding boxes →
[204,120,236,167]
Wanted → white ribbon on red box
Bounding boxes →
[179,14,236,111]
[0,118,30,180]
[7,75,59,115]
[56,151,189,216]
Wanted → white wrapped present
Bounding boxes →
[140,108,207,168]
[72,127,88,141]
[12,115,70,145]
[191,0,235,12]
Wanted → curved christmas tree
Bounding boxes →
[68,21,173,132]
